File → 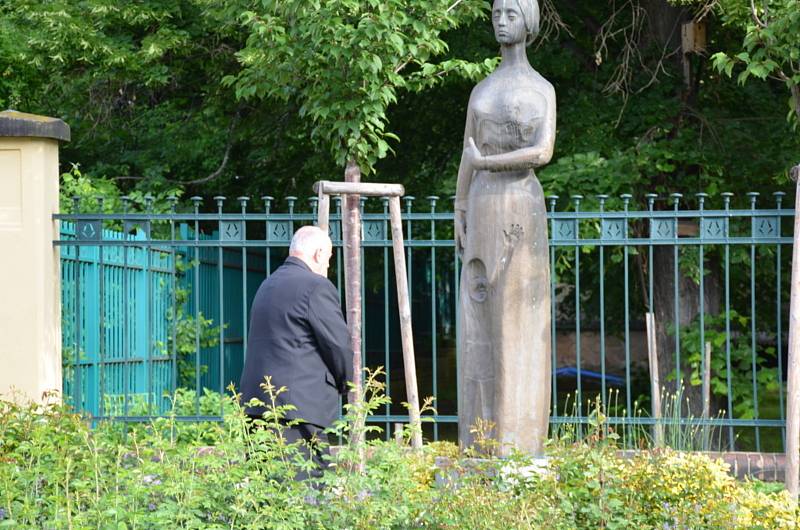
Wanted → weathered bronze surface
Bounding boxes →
[455,0,556,456]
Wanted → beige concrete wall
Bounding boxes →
[0,137,61,403]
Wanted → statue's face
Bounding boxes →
[492,0,526,45]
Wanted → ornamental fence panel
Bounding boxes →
[55,191,793,451]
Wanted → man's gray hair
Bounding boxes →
[289,225,330,254]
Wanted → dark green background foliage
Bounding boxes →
[0,0,797,203]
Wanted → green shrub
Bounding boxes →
[0,380,797,529]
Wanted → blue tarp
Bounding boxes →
[555,367,625,386]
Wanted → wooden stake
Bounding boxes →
[312,181,420,451]
[646,312,663,446]
[785,165,800,498]
[317,189,330,232]
[389,196,423,449]
[702,341,711,420]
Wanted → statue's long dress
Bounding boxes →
[458,109,552,456]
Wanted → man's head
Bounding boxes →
[289,226,333,277]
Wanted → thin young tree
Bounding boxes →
[218,0,491,430]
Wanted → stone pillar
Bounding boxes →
[0,110,70,403]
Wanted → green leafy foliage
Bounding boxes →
[1,1,797,199]
[213,0,490,174]
[702,0,800,127]
[1,386,797,528]
[678,311,780,419]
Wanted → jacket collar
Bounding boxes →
[284,255,312,272]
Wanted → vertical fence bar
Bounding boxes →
[548,196,558,419]
[747,192,761,451]
[696,193,708,450]
[428,196,439,441]
[572,195,583,428]
[137,195,153,415]
[775,191,787,448]
[722,192,735,447]
[646,194,657,437]
[122,197,131,418]
[360,197,367,377]
[287,196,297,235]
[266,195,275,284]
[97,197,106,418]
[169,197,178,404]
[72,197,82,412]
[622,194,633,421]
[335,197,343,300]
[192,197,202,416]
[311,196,318,225]
[405,197,415,310]
[144,195,154,414]
[215,196,226,415]
[671,193,683,391]
[597,195,608,409]
[335,196,343,446]
[240,197,250,367]
[382,197,391,439]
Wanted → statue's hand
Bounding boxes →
[455,209,467,257]
[463,137,483,171]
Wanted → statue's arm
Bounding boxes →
[473,84,556,173]
[455,104,477,256]
[455,108,477,213]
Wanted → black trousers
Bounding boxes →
[247,416,331,481]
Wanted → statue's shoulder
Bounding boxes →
[528,69,556,97]
[469,75,494,99]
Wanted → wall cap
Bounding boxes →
[0,110,70,142]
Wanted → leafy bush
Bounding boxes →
[0,381,797,529]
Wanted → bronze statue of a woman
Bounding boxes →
[455,0,556,455]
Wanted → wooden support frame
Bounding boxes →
[646,312,663,446]
[314,180,423,449]
[786,165,800,498]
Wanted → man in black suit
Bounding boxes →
[239,225,353,478]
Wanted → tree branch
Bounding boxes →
[750,0,768,28]
[394,0,468,75]
[180,113,240,186]
[111,175,146,182]
[446,0,464,13]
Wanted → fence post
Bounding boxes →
[786,163,800,499]
[0,110,70,403]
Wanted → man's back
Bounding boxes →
[239,256,352,428]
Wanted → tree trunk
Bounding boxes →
[642,0,685,55]
[652,245,721,420]
[343,158,362,407]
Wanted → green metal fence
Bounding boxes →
[55,191,793,450]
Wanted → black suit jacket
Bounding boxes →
[239,257,353,428]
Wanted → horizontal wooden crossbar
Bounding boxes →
[313,180,405,197]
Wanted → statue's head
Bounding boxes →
[492,0,540,47]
